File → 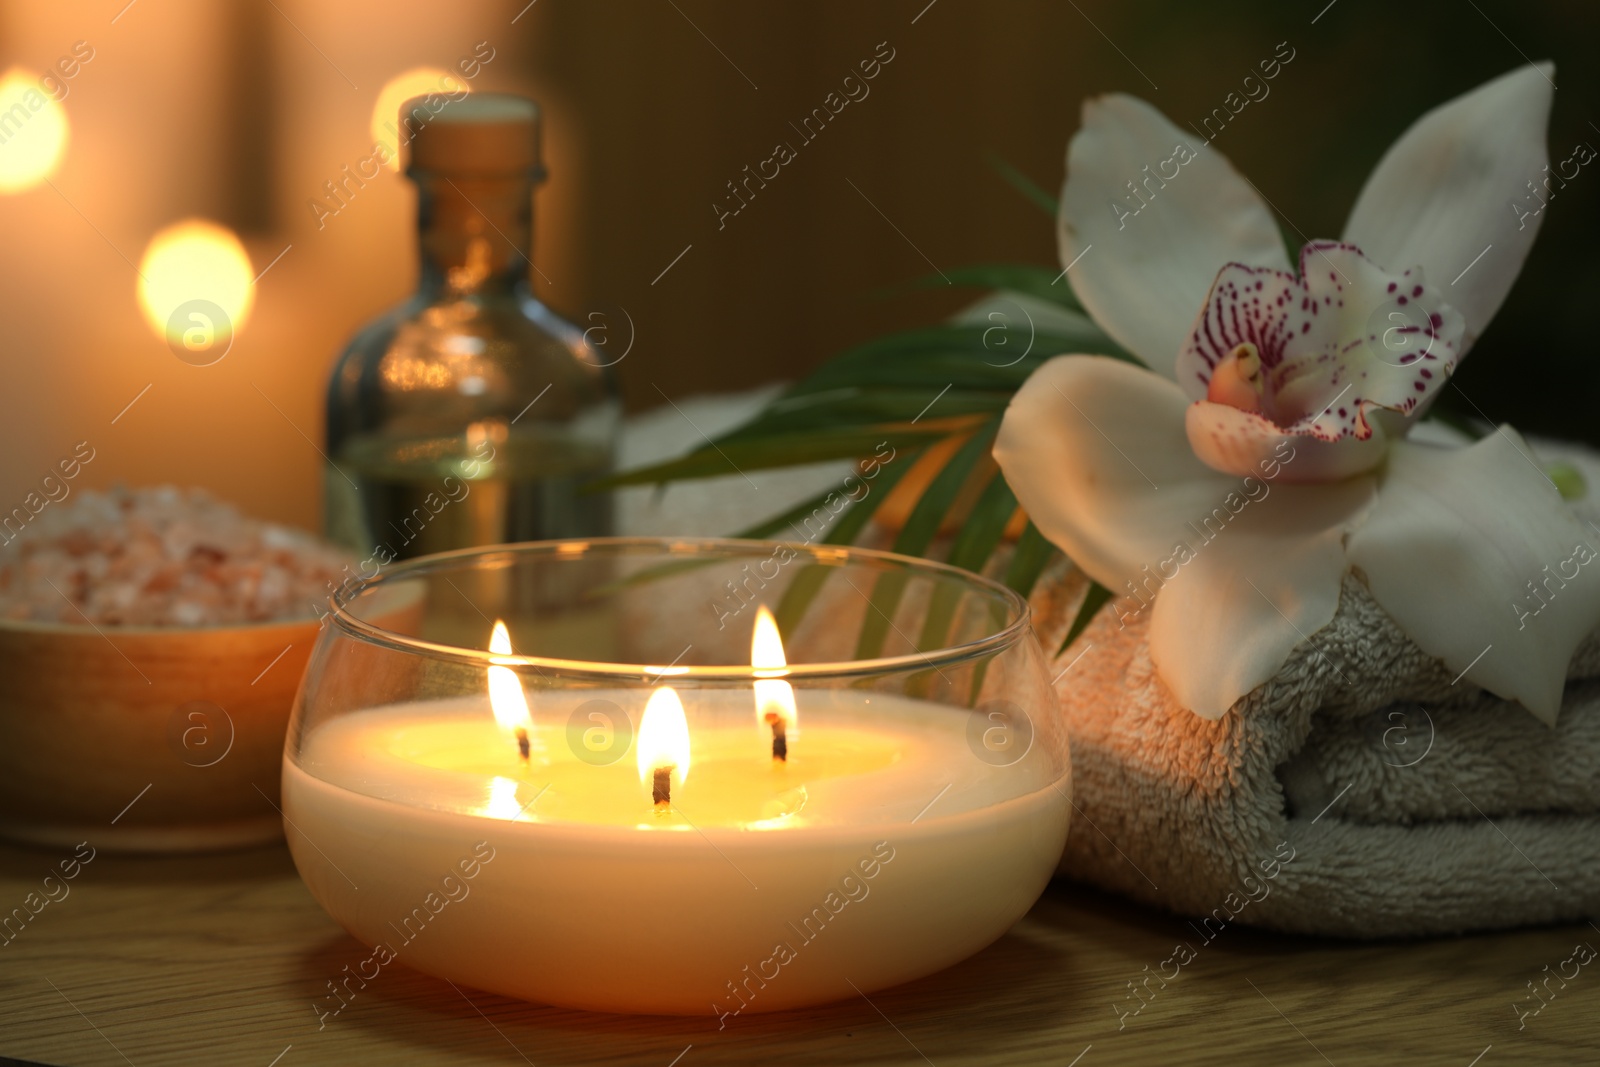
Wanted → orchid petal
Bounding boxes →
[995,355,1375,718]
[1149,476,1374,718]
[994,355,1237,589]
[1347,430,1600,724]
[1059,94,1288,376]
[1185,400,1389,482]
[1343,63,1555,344]
[1179,242,1465,432]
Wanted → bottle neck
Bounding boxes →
[413,170,536,299]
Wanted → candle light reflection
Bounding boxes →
[482,774,522,820]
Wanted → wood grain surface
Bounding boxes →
[0,838,1594,1066]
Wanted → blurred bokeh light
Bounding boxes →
[371,66,470,170]
[0,67,69,193]
[136,219,255,353]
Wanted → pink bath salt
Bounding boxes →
[0,486,356,627]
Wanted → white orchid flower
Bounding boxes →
[995,64,1600,723]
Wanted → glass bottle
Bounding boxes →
[323,94,619,562]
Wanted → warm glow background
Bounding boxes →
[0,0,1594,533]
[0,0,538,531]
[369,66,469,168]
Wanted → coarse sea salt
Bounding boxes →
[0,486,354,627]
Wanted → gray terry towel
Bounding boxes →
[1032,563,1600,938]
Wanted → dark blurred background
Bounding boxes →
[0,0,1594,529]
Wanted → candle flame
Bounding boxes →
[637,686,691,786]
[487,620,533,735]
[752,605,798,737]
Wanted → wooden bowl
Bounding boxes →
[0,585,422,853]
[0,613,325,853]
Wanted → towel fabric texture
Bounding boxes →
[1033,562,1600,938]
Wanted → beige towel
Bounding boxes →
[1035,564,1600,938]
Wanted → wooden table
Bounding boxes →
[1,839,1593,1066]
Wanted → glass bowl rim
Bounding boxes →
[328,536,1035,681]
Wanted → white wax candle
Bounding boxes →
[282,688,1069,1016]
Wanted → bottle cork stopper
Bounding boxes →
[403,92,543,177]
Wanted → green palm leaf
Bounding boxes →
[588,223,1117,673]
[855,422,999,660]
[1060,580,1112,655]
[986,153,1059,216]
[721,387,1009,440]
[916,467,1017,653]
[1003,520,1058,599]
[878,264,1083,314]
[771,446,924,635]
[794,324,1136,394]
[589,421,972,489]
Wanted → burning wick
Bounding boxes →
[752,605,796,765]
[638,686,691,816]
[765,711,788,762]
[488,620,534,765]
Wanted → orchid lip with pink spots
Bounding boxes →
[994,62,1600,724]
[1176,241,1467,481]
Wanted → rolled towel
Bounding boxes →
[1034,565,1600,938]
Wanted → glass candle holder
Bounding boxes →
[283,538,1070,1016]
